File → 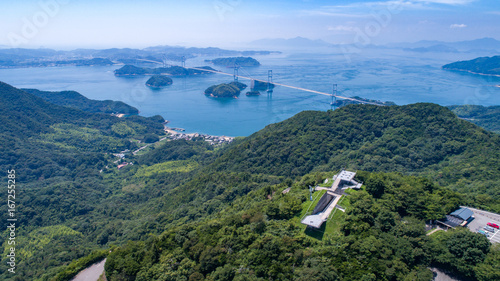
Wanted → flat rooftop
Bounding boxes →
[301,214,324,229]
[338,170,356,181]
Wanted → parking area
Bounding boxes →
[465,207,500,244]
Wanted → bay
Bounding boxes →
[0,48,498,136]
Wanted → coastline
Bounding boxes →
[165,127,235,145]
[443,67,500,78]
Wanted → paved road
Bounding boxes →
[71,259,106,281]
[429,268,462,281]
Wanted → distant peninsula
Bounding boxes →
[146,75,173,88]
[22,88,139,115]
[0,46,278,69]
[447,105,500,134]
[114,65,217,76]
[204,82,247,98]
[443,55,500,76]
[205,57,260,67]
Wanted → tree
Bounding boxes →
[365,174,386,198]
[475,244,500,281]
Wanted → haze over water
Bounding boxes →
[1,48,499,136]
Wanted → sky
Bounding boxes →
[1,0,499,49]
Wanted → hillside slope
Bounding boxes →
[208,104,500,209]
[1,82,499,280]
[448,105,500,134]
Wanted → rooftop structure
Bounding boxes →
[338,170,356,182]
[437,207,474,229]
[450,208,474,221]
[301,170,361,229]
[331,169,363,191]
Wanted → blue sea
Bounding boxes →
[1,48,499,136]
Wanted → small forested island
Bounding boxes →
[114,65,216,76]
[145,75,173,88]
[205,56,261,67]
[204,81,247,98]
[246,90,261,96]
[443,55,500,76]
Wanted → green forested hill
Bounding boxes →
[0,81,168,280]
[1,81,499,280]
[102,103,499,280]
[209,104,500,209]
[0,81,164,182]
[105,172,497,281]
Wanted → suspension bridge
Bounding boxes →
[135,58,385,106]
[188,66,385,106]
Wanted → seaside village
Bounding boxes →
[109,125,234,171]
[302,170,500,244]
[164,127,234,145]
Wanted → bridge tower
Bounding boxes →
[162,54,168,67]
[267,70,273,94]
[181,56,186,68]
[330,84,338,109]
[233,65,239,82]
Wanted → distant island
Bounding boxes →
[146,75,173,88]
[22,88,139,115]
[205,57,260,67]
[332,96,396,107]
[204,82,247,98]
[403,44,458,53]
[0,57,114,68]
[443,56,500,76]
[114,65,217,76]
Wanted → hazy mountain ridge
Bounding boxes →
[0,46,277,68]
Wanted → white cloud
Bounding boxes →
[303,0,477,16]
[450,23,467,28]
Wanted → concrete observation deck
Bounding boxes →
[301,170,362,229]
